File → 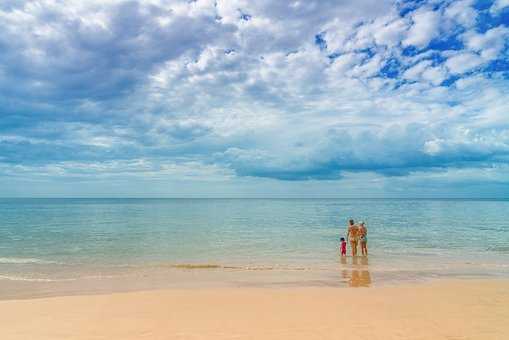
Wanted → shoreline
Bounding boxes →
[1,279,508,340]
[3,250,508,303]
[0,267,505,301]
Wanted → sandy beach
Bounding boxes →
[1,279,508,340]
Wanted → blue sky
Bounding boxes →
[0,0,508,197]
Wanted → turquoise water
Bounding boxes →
[1,198,508,288]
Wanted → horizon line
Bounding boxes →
[0,196,507,200]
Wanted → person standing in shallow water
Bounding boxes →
[346,219,359,256]
[359,221,368,256]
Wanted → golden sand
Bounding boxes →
[1,280,508,340]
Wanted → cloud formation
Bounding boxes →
[0,0,508,196]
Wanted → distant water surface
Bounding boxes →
[0,198,508,296]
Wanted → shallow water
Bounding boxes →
[0,198,508,296]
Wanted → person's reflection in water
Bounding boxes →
[359,256,371,287]
[340,256,372,287]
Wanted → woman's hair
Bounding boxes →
[349,219,354,225]
[340,237,345,241]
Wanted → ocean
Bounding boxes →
[1,198,508,296]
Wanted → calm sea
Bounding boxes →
[1,198,508,295]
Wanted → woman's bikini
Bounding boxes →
[359,227,367,242]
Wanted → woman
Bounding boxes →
[346,219,359,256]
[359,221,368,256]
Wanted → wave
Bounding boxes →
[487,246,509,253]
[170,264,223,269]
[0,257,61,265]
[161,263,309,271]
[0,275,76,282]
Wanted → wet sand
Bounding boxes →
[1,279,508,340]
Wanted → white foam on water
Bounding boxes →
[0,257,60,265]
[0,275,76,282]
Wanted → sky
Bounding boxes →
[0,0,508,198]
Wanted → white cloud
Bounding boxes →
[403,8,440,48]
[402,60,447,85]
[490,0,509,15]
[421,65,447,85]
[463,26,509,61]
[329,53,363,74]
[373,18,409,47]
[347,54,383,78]
[444,0,477,28]
[0,159,235,181]
[423,139,444,155]
[403,60,433,80]
[445,52,484,74]
[0,0,508,195]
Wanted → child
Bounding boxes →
[340,237,347,256]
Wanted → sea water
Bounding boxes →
[1,198,508,293]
